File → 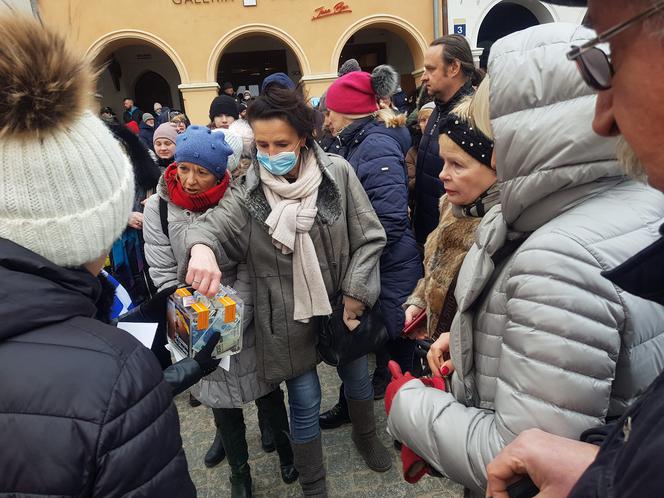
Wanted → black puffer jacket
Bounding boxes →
[0,238,196,497]
[568,229,664,498]
[412,82,473,244]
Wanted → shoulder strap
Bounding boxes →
[491,235,530,266]
[159,197,169,238]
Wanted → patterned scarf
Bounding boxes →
[452,183,501,218]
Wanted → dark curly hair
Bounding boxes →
[247,84,317,139]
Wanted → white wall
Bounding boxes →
[97,44,182,117]
[0,0,35,15]
[446,0,586,57]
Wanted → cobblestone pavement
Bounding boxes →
[177,359,464,498]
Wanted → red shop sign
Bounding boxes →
[312,2,352,21]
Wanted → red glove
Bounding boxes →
[384,360,416,416]
[420,375,446,391]
[386,362,446,484]
[401,444,431,483]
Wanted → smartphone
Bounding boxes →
[402,309,427,336]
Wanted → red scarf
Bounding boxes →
[165,163,230,212]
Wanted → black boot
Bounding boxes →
[318,384,350,430]
[373,346,391,401]
[256,398,275,453]
[292,435,327,497]
[204,408,226,468]
[371,366,390,401]
[216,408,252,498]
[256,389,298,484]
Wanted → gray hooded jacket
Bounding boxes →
[387,23,664,494]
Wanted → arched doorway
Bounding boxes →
[216,34,303,97]
[91,40,183,119]
[339,28,417,104]
[135,71,173,111]
[477,1,554,67]
[333,17,427,103]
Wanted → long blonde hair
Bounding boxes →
[374,107,407,128]
[451,76,492,139]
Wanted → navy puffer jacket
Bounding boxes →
[413,82,474,244]
[139,120,155,151]
[0,238,196,497]
[336,118,423,338]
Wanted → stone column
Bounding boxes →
[299,73,339,102]
[178,82,220,124]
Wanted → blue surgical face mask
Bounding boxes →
[257,141,301,176]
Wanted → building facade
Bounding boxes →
[33,0,583,124]
[445,0,585,64]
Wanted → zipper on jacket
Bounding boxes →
[623,416,632,443]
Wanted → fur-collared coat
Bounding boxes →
[406,196,481,339]
[183,142,387,383]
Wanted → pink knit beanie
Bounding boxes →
[326,65,400,115]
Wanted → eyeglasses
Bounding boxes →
[567,1,664,91]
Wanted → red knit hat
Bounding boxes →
[125,121,139,135]
[326,72,379,115]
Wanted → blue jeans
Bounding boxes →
[285,355,373,443]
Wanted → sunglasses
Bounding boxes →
[567,1,664,91]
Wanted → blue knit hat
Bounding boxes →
[175,125,233,178]
[261,72,296,94]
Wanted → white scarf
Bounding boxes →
[260,149,332,322]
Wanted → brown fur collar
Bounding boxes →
[421,196,481,338]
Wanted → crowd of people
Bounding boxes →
[2,0,664,496]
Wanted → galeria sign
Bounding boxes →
[172,0,233,4]
[312,2,352,21]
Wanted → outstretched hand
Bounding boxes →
[186,244,222,297]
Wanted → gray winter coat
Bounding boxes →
[183,143,386,383]
[143,176,275,408]
[387,24,664,494]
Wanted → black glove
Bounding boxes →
[193,332,222,376]
[116,285,178,325]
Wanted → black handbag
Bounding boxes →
[317,234,389,367]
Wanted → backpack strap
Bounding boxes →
[158,197,169,238]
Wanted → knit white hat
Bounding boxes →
[211,128,243,172]
[0,16,135,268]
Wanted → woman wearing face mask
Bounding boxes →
[182,85,390,497]
[143,126,297,497]
[153,122,178,173]
[318,66,423,429]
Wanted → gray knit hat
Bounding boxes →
[0,16,134,267]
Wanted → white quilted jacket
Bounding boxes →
[387,23,664,494]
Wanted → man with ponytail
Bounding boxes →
[413,34,484,246]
